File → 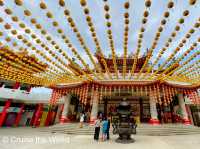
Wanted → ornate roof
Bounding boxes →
[0,0,199,88]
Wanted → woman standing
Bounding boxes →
[94,117,101,141]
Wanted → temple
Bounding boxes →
[0,0,199,130]
[49,52,200,125]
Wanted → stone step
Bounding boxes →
[49,130,200,136]
[42,128,200,132]
[39,123,200,136]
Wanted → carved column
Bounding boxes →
[178,93,191,125]
[90,91,99,124]
[149,93,160,125]
[60,94,71,123]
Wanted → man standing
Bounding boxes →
[106,118,111,140]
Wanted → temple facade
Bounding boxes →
[50,54,200,126]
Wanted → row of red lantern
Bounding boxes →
[50,82,199,106]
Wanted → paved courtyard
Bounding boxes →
[0,127,200,149]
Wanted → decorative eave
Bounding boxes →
[50,79,200,89]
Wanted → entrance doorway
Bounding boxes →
[102,97,151,123]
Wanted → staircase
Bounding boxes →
[39,123,200,136]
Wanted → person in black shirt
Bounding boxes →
[106,118,111,140]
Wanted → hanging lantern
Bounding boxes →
[13,42,17,47]
[161,19,166,25]
[40,2,47,9]
[100,86,104,101]
[179,18,184,24]
[168,1,174,9]
[5,9,12,15]
[46,12,53,18]
[175,25,180,31]
[41,30,47,35]
[143,11,149,17]
[189,0,197,5]
[64,9,70,16]
[109,86,112,97]
[5,37,11,42]
[24,10,31,16]
[158,26,163,32]
[4,23,11,30]
[142,18,147,24]
[162,85,167,106]
[15,0,23,6]
[19,23,26,28]
[84,8,89,15]
[124,2,130,9]
[157,84,162,105]
[25,29,31,34]
[59,0,65,7]
[104,5,109,11]
[0,0,4,6]
[186,34,191,38]
[82,85,87,105]
[164,11,170,18]
[80,0,86,6]
[194,22,200,28]
[106,22,111,27]
[11,30,17,35]
[189,29,195,34]
[183,10,189,16]
[145,0,151,7]
[30,18,37,24]
[85,84,89,105]
[171,32,176,37]
[0,17,3,23]
[141,27,145,32]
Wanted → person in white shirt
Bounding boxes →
[79,113,84,128]
[94,117,101,140]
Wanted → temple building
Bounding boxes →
[0,0,200,129]
[50,52,200,125]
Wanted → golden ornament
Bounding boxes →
[46,12,53,18]
[145,0,151,7]
[5,9,13,15]
[59,0,65,7]
[183,10,189,16]
[24,10,31,16]
[168,1,174,8]
[80,0,86,6]
[124,2,130,9]
[189,0,196,5]
[40,2,47,9]
[15,0,23,6]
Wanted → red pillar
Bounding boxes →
[13,82,20,89]
[45,105,52,126]
[33,104,43,127]
[0,100,11,127]
[14,103,24,127]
